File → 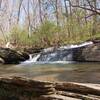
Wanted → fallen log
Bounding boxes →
[40,94,81,100]
[57,91,100,100]
[55,82,100,96]
[0,77,100,100]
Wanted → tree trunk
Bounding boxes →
[64,0,68,17]
[0,0,2,8]
[27,0,31,38]
[92,0,97,35]
[17,0,23,24]
[38,0,43,23]
[55,0,59,26]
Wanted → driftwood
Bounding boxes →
[0,77,100,100]
[55,82,100,95]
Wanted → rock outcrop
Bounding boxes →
[36,42,94,62]
[0,77,100,100]
[0,39,100,64]
[74,42,100,62]
[0,48,29,64]
[24,48,43,54]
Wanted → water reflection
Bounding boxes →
[0,63,100,83]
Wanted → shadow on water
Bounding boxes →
[0,62,100,83]
[57,63,100,83]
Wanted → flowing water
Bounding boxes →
[0,41,100,83]
[23,41,93,63]
[0,62,100,83]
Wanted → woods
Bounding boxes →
[0,0,100,48]
[0,1,100,99]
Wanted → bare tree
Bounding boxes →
[38,0,43,23]
[70,0,100,15]
[27,0,31,38]
[92,0,97,35]
[64,0,68,17]
[55,0,59,26]
[0,0,2,8]
[17,0,23,24]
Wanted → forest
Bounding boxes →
[0,1,100,99]
[0,0,100,49]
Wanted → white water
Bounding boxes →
[59,41,93,49]
[29,54,33,60]
[21,41,93,64]
[22,54,41,64]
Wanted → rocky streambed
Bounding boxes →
[0,39,100,64]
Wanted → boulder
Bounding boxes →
[24,48,43,54]
[74,43,100,62]
[73,47,86,61]
[0,57,5,64]
[0,48,29,64]
[81,43,100,62]
[18,51,29,60]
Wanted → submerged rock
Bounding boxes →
[0,48,29,64]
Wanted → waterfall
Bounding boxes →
[31,54,41,62]
[29,54,33,60]
[21,54,41,64]
[21,41,93,64]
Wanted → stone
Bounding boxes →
[18,51,29,60]
[74,43,100,62]
[24,48,43,54]
[0,57,4,64]
[0,48,29,64]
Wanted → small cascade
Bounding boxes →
[37,49,73,62]
[22,41,93,64]
[29,54,33,61]
[21,54,41,64]
[31,54,41,62]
